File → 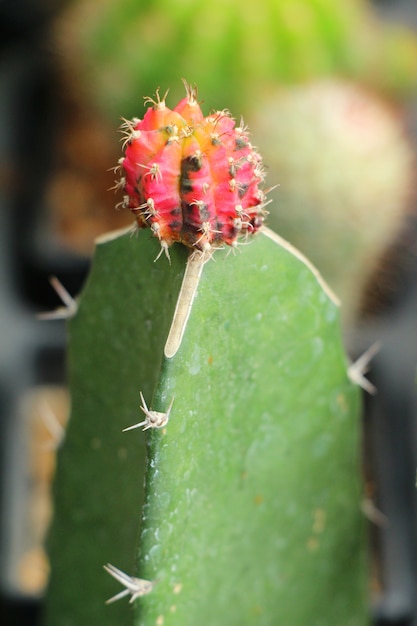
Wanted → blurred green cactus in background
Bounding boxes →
[62,0,417,119]
[250,80,415,321]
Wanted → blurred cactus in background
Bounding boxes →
[61,0,417,118]
[250,80,415,321]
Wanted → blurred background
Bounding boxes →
[1,0,417,624]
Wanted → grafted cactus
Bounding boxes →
[44,88,368,625]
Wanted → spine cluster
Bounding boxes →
[115,83,268,258]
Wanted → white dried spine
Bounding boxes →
[123,392,174,432]
[104,563,154,604]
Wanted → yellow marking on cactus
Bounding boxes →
[178,126,193,139]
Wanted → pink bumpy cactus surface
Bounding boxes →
[116,83,268,258]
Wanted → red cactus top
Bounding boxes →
[116,83,268,259]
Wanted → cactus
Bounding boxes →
[118,83,266,255]
[44,88,368,625]
[63,0,417,118]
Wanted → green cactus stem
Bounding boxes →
[44,227,367,625]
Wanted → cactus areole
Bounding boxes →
[116,82,268,258]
